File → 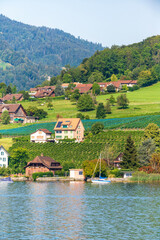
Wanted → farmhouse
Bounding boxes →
[0,104,35,123]
[24,154,62,176]
[74,84,93,94]
[0,145,9,168]
[2,93,23,102]
[29,86,55,98]
[54,118,84,141]
[30,129,52,143]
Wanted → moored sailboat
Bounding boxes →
[91,154,111,184]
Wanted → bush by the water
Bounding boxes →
[32,171,53,181]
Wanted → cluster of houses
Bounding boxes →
[29,80,137,98]
[0,116,132,179]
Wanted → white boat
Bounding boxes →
[0,177,13,183]
[91,154,111,184]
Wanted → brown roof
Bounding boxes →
[3,94,23,101]
[31,129,52,134]
[0,104,26,114]
[34,89,55,98]
[119,80,137,84]
[74,84,93,93]
[54,118,82,131]
[25,155,62,170]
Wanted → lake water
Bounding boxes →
[0,182,160,240]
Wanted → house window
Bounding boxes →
[56,131,62,133]
[63,125,68,128]
[1,152,4,155]
[0,158,2,161]
[3,164,6,167]
[79,171,83,175]
[78,125,81,129]
[70,131,73,133]
[56,136,62,139]
[64,131,68,134]
[0,164,2,167]
[3,158,6,162]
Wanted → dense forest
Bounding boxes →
[53,35,160,87]
[0,14,103,90]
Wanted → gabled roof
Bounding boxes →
[74,84,93,93]
[31,129,52,135]
[24,155,62,170]
[0,145,10,156]
[0,104,26,114]
[119,80,137,84]
[54,118,82,131]
[3,94,23,101]
[34,89,55,98]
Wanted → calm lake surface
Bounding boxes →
[0,182,160,240]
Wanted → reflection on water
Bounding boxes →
[0,182,160,239]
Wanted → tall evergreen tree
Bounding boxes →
[121,135,138,169]
[96,103,106,119]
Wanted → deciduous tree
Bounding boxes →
[77,94,95,111]
[96,103,106,119]
[117,94,129,109]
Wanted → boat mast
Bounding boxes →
[99,153,101,178]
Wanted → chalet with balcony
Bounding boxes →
[24,154,62,176]
[54,118,84,141]
[114,153,123,169]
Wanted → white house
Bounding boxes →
[0,145,9,168]
[69,169,84,180]
[30,129,52,143]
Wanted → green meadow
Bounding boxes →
[22,82,160,121]
[0,82,160,131]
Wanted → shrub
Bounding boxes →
[110,169,122,177]
[32,171,53,181]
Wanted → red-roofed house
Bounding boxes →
[24,154,62,176]
[30,129,52,143]
[2,94,23,102]
[74,84,93,94]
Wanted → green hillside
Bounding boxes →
[0,14,103,89]
[54,35,160,86]
[9,131,144,167]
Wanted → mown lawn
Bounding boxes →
[21,82,160,121]
[0,138,13,150]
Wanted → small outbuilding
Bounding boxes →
[69,169,84,180]
[122,171,134,178]
[24,154,62,177]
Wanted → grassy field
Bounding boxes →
[0,138,13,150]
[0,82,159,131]
[21,82,160,121]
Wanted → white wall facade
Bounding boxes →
[0,146,9,168]
[30,130,51,143]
